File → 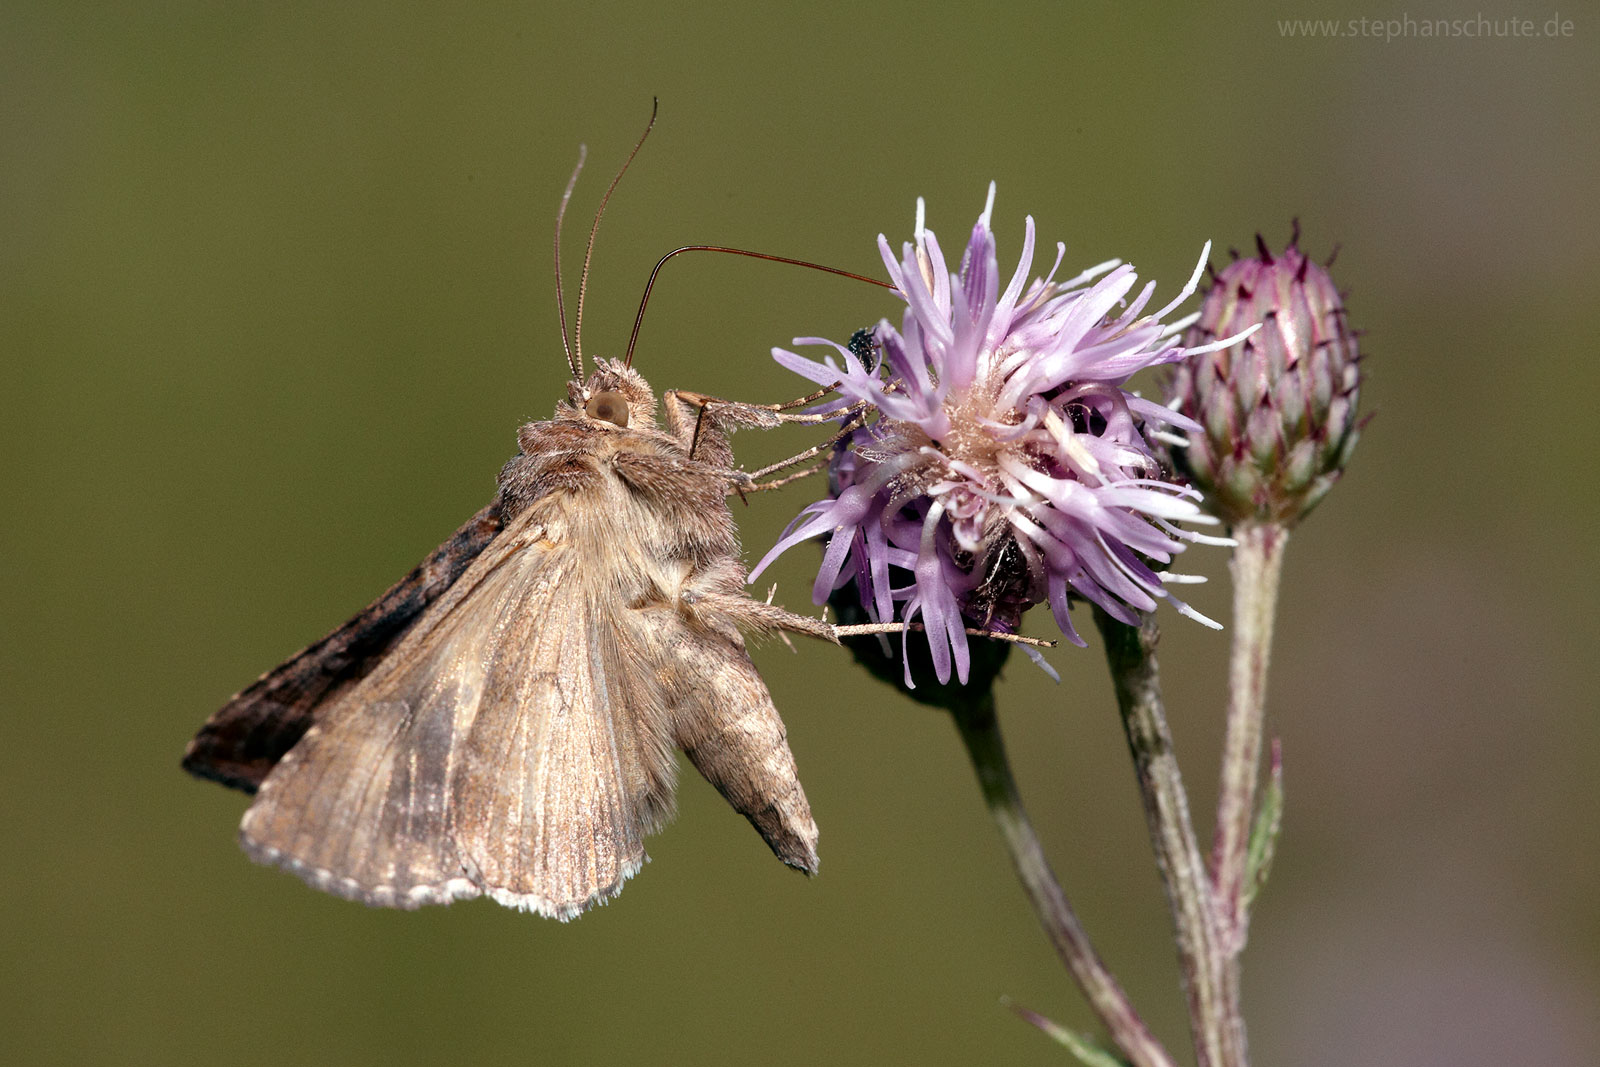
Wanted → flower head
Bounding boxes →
[752,186,1237,685]
[1166,229,1363,527]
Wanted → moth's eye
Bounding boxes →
[584,390,630,427]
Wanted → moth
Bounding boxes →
[182,115,839,919]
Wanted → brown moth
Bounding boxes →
[182,117,836,919]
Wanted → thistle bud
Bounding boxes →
[1167,230,1362,527]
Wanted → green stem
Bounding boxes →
[1211,523,1288,947]
[1094,610,1244,1067]
[951,693,1178,1067]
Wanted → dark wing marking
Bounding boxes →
[182,499,504,793]
[239,507,674,918]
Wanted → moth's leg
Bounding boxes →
[663,389,866,454]
[742,413,867,482]
[832,621,1057,647]
[672,388,856,429]
[684,588,1061,649]
[663,390,784,430]
[662,388,870,495]
[683,592,1056,648]
[684,588,838,643]
[765,383,844,412]
[741,461,827,493]
[665,371,891,455]
[660,389,743,469]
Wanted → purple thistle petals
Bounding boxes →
[863,505,897,624]
[1072,527,1161,615]
[976,406,1042,443]
[1034,242,1071,294]
[879,320,926,392]
[762,185,1230,682]
[751,470,890,585]
[1099,533,1220,630]
[769,346,841,389]
[1046,572,1087,648]
[959,192,999,330]
[879,322,935,414]
[1150,241,1213,323]
[944,280,983,395]
[748,498,842,586]
[778,336,879,394]
[1007,479,1163,615]
[1095,482,1209,525]
[1010,506,1138,631]
[1064,384,1145,456]
[940,455,988,485]
[997,312,1109,410]
[921,225,953,332]
[902,503,971,686]
[960,219,994,308]
[780,335,936,429]
[813,507,865,602]
[1040,474,1191,564]
[1100,526,1174,587]
[1094,509,1190,564]
[1125,394,1202,435]
[1018,644,1063,683]
[1050,261,1140,343]
[771,341,865,391]
[879,234,953,354]
[940,251,992,396]
[1113,277,1161,327]
[1053,256,1125,293]
[939,483,989,554]
[878,324,949,433]
[985,214,1038,354]
[1000,268,1142,406]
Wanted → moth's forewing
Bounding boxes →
[451,556,686,915]
[239,506,670,916]
[182,500,503,792]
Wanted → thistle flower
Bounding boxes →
[1166,229,1362,527]
[751,186,1241,685]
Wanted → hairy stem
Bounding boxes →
[1211,523,1288,946]
[1095,610,1244,1067]
[951,693,1178,1067]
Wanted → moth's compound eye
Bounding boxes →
[584,390,630,427]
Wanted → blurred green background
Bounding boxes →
[4,3,1596,1065]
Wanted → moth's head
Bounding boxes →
[565,357,657,430]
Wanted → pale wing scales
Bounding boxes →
[238,544,530,907]
[239,511,667,916]
[453,583,677,919]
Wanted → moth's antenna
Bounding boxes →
[553,144,588,380]
[624,246,895,368]
[574,98,658,372]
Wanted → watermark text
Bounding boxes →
[1278,12,1576,40]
